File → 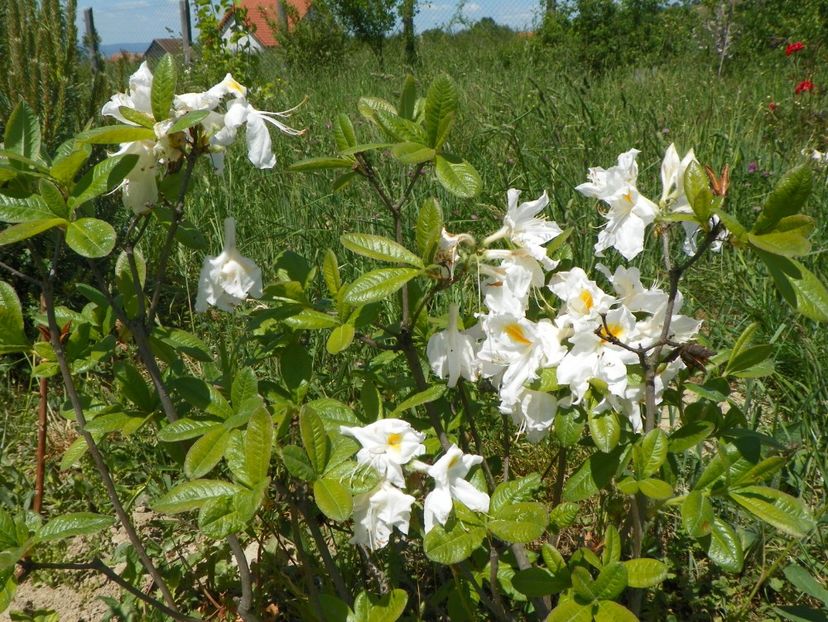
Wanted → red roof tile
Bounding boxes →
[219,0,311,48]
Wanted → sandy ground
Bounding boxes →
[1,571,122,622]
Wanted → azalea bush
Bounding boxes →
[0,56,826,621]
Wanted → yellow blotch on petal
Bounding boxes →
[579,289,594,312]
[387,433,402,450]
[505,323,533,346]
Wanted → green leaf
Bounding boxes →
[434,155,481,198]
[398,75,417,120]
[313,478,353,521]
[634,428,668,478]
[0,217,66,246]
[0,194,53,223]
[748,217,814,257]
[327,323,355,354]
[555,410,585,447]
[546,599,593,622]
[154,327,212,362]
[592,562,627,600]
[289,156,355,172]
[390,385,446,417]
[357,96,397,120]
[244,406,273,484]
[65,218,117,258]
[415,197,443,260]
[282,445,316,481]
[682,490,714,538]
[158,418,219,442]
[390,141,435,164]
[300,407,329,474]
[729,486,815,537]
[50,148,90,183]
[668,420,715,453]
[602,525,621,565]
[0,570,15,613]
[339,142,393,156]
[151,54,177,121]
[334,113,357,152]
[343,268,422,306]
[168,109,210,133]
[571,566,597,602]
[624,558,668,588]
[588,410,620,453]
[684,160,713,221]
[705,517,743,573]
[184,426,231,479]
[0,281,28,354]
[424,74,458,149]
[511,567,559,597]
[77,125,156,144]
[595,601,638,622]
[152,479,242,514]
[488,502,547,543]
[284,309,340,330]
[36,513,115,542]
[490,473,541,514]
[549,502,579,530]
[231,367,259,407]
[638,478,673,500]
[374,111,428,143]
[754,165,812,234]
[563,449,621,502]
[38,179,68,218]
[322,249,342,296]
[724,344,774,376]
[69,153,139,208]
[731,455,785,486]
[423,522,486,565]
[759,252,828,322]
[351,589,408,622]
[118,106,155,128]
[783,564,828,608]
[341,233,423,268]
[198,495,247,539]
[4,101,41,160]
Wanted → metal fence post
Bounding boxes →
[180,0,192,66]
[83,7,100,71]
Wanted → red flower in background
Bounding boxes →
[768,101,777,112]
[795,80,814,94]
[786,41,805,56]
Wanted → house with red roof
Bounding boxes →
[219,0,312,52]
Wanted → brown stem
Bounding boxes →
[19,558,199,622]
[550,447,567,508]
[146,149,199,327]
[297,498,351,602]
[34,292,48,515]
[228,534,260,622]
[40,273,180,613]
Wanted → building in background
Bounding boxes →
[144,38,183,62]
[218,0,312,52]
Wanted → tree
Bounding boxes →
[328,0,397,62]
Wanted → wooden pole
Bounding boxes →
[83,7,100,71]
[180,0,192,66]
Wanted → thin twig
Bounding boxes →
[228,534,260,622]
[19,558,199,622]
[0,260,40,286]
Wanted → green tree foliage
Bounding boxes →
[273,0,349,68]
[328,0,398,61]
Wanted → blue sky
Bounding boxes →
[79,0,542,46]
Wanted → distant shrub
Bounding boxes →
[273,0,349,68]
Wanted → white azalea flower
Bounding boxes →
[548,268,615,330]
[556,307,638,402]
[351,480,415,551]
[575,148,640,201]
[423,444,489,533]
[434,228,474,278]
[207,73,248,100]
[484,189,562,270]
[195,218,263,312]
[427,304,479,388]
[114,140,158,215]
[339,419,426,488]
[223,97,306,169]
[594,187,659,260]
[596,264,668,313]
[101,61,154,123]
[480,248,547,316]
[500,389,565,443]
[477,314,567,405]
[660,144,697,210]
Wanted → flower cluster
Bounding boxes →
[340,419,489,550]
[427,146,707,436]
[795,79,815,95]
[102,63,304,215]
[785,41,804,56]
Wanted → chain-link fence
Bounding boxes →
[78,0,544,59]
[77,0,193,59]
